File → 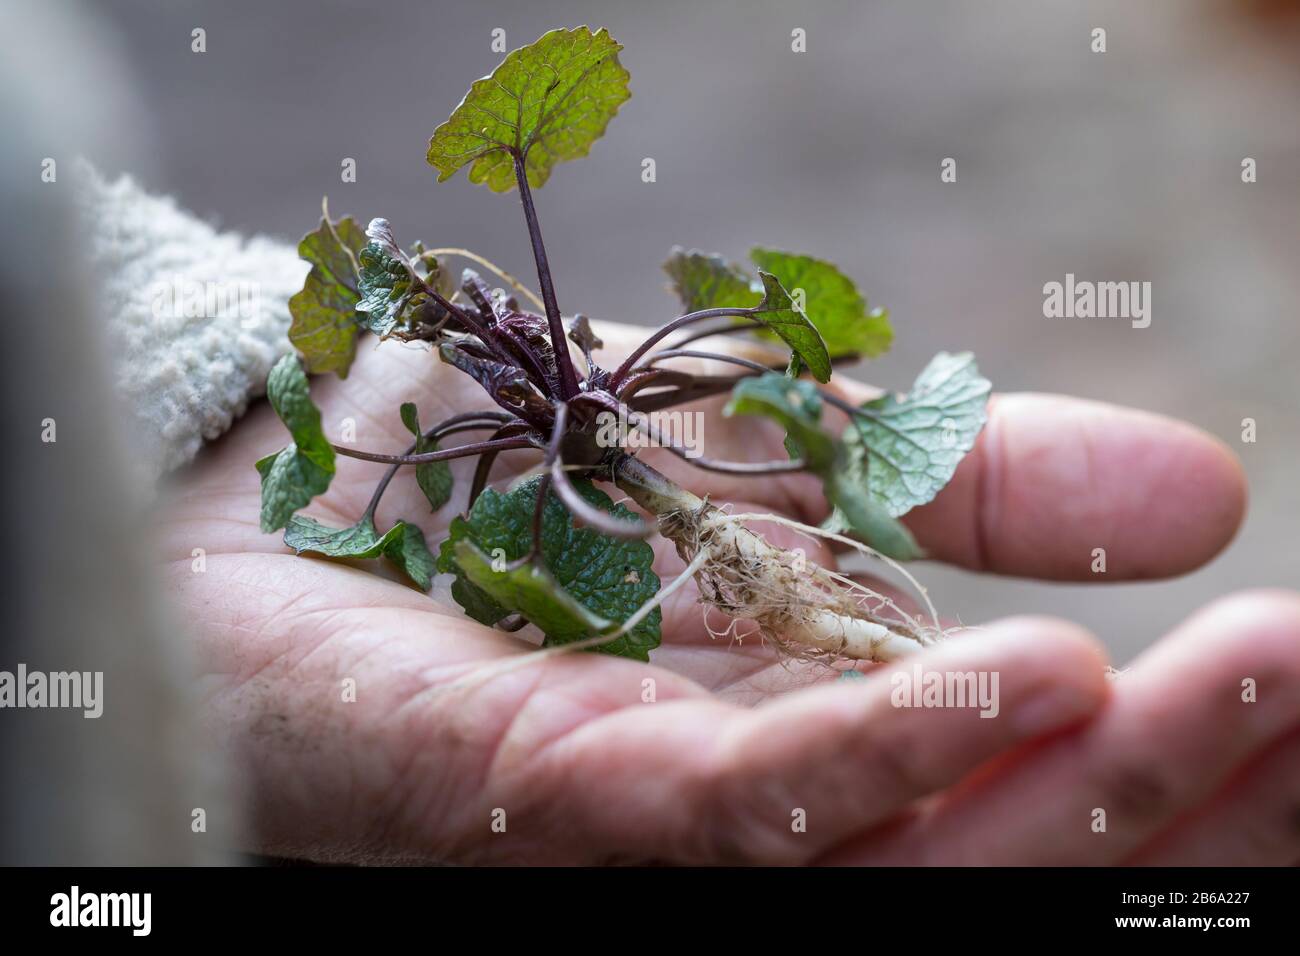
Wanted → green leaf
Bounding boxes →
[751,271,833,384]
[660,246,890,369]
[724,372,921,560]
[390,522,438,590]
[266,354,334,468]
[844,351,992,517]
[450,572,511,628]
[749,248,893,359]
[427,26,631,192]
[450,540,618,640]
[283,514,436,590]
[824,474,924,561]
[257,355,336,532]
[356,239,415,338]
[353,219,450,339]
[256,450,332,536]
[287,213,368,377]
[662,247,761,314]
[400,402,454,511]
[409,240,455,299]
[436,476,661,660]
[398,401,420,436]
[724,374,833,472]
[782,355,820,458]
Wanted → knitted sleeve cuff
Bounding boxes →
[76,160,307,478]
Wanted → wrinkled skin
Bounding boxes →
[160,322,1300,865]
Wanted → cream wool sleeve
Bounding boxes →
[77,161,308,478]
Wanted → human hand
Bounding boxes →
[160,321,1299,865]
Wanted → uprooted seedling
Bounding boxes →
[257,26,991,663]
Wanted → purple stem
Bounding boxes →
[584,391,807,475]
[362,414,514,518]
[607,307,758,389]
[333,435,537,466]
[546,402,652,540]
[513,152,580,399]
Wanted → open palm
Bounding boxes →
[160,321,1300,865]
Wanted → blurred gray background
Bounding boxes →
[48,0,1300,660]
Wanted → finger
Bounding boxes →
[824,590,1300,865]
[1125,725,1300,866]
[680,385,1247,582]
[523,616,1108,864]
[902,393,1247,579]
